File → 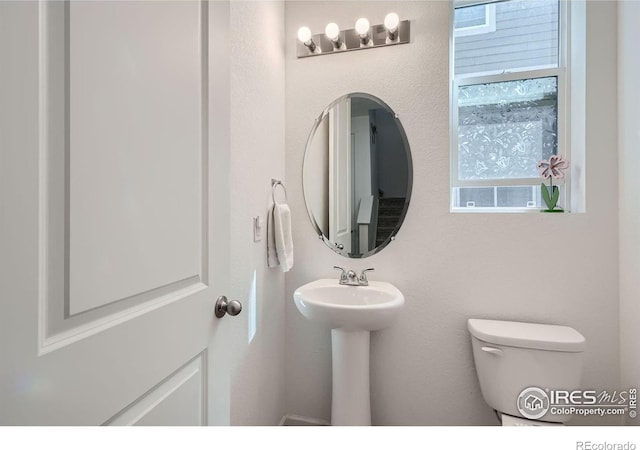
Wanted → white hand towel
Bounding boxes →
[267,203,280,268]
[273,203,294,272]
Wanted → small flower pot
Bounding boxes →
[540,183,564,213]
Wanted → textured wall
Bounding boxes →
[284,1,620,425]
[618,0,640,426]
[228,1,287,425]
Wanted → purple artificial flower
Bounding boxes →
[537,155,569,179]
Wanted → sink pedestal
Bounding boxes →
[293,279,405,426]
[331,329,371,426]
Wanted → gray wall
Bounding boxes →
[285,0,620,425]
[374,109,409,198]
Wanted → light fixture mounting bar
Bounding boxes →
[296,20,410,59]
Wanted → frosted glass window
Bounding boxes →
[457,77,557,181]
[451,0,568,211]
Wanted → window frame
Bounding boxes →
[453,3,497,38]
[450,0,571,212]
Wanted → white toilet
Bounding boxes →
[468,318,586,426]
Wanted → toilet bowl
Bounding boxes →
[468,318,586,426]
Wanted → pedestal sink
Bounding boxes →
[293,279,404,426]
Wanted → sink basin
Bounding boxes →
[293,279,404,331]
[293,278,405,426]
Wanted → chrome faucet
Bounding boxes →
[333,266,374,286]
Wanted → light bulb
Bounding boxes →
[355,18,370,36]
[384,12,399,32]
[297,26,312,43]
[325,22,340,41]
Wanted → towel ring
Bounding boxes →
[271,179,288,204]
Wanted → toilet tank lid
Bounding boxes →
[468,319,586,352]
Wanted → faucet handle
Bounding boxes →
[333,266,348,283]
[359,268,375,284]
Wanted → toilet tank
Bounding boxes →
[468,319,585,423]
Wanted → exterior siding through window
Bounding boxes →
[455,0,559,76]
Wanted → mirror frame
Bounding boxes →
[302,92,413,258]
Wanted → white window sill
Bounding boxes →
[450,207,568,214]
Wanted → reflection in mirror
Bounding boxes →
[303,93,412,258]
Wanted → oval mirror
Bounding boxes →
[303,93,412,258]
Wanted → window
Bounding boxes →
[451,0,567,211]
[454,3,496,38]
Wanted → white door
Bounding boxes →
[328,99,352,253]
[0,0,234,425]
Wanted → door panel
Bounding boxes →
[0,0,230,425]
[67,1,204,314]
[105,353,206,426]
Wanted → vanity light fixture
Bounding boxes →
[297,26,320,54]
[384,12,400,43]
[296,14,411,59]
[355,18,372,47]
[325,22,345,50]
